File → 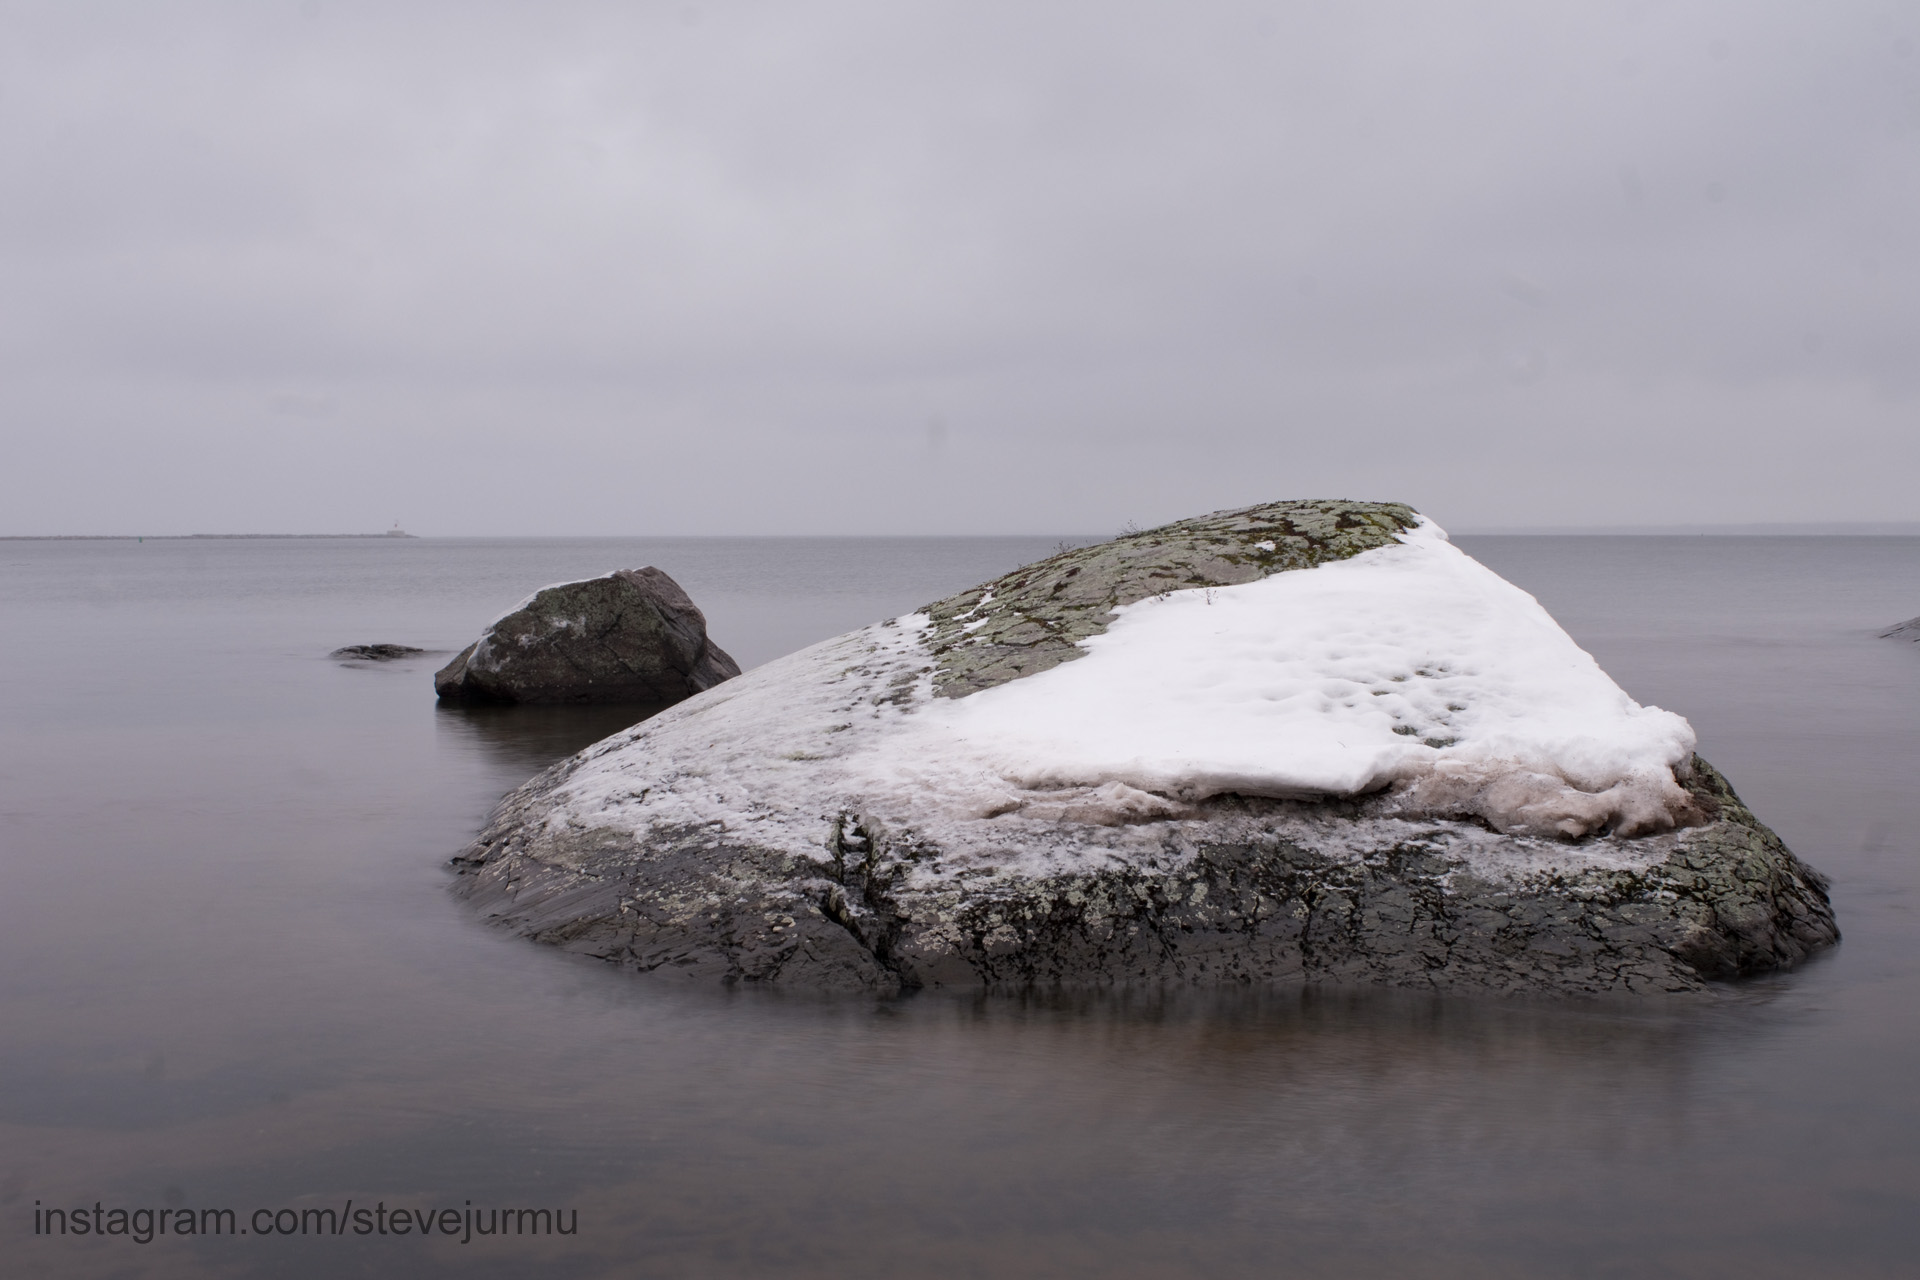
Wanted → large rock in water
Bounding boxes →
[451,501,1837,996]
[1881,616,1920,642]
[435,567,740,705]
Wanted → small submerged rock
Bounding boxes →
[451,500,1838,997]
[331,644,427,661]
[435,567,740,706]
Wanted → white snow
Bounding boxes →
[539,515,1701,887]
[867,518,1697,838]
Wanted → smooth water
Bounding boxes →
[2,535,1917,1278]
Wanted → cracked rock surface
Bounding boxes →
[449,500,1837,996]
[435,567,740,706]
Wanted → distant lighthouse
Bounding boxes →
[385,520,410,538]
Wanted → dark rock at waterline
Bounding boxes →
[331,644,428,661]
[1880,617,1920,642]
[454,755,1835,998]
[434,567,740,706]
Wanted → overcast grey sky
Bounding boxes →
[2,1,1914,535]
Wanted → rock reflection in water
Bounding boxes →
[434,702,664,776]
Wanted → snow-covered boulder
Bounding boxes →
[452,500,1837,996]
[435,567,739,705]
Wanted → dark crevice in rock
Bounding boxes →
[815,813,919,989]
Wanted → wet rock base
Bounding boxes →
[452,757,1837,998]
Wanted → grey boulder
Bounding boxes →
[1881,617,1920,642]
[449,500,1838,997]
[435,567,740,705]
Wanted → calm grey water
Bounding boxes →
[2,534,1918,1279]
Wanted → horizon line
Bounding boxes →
[7,520,1920,541]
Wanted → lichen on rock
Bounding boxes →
[925,498,1418,698]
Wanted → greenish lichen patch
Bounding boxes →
[921,498,1419,698]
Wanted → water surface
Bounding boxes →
[2,534,1917,1278]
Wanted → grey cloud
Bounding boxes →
[0,0,1914,534]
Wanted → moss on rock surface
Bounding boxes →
[924,498,1417,697]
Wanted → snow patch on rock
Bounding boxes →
[542,517,1700,886]
[876,518,1697,839]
